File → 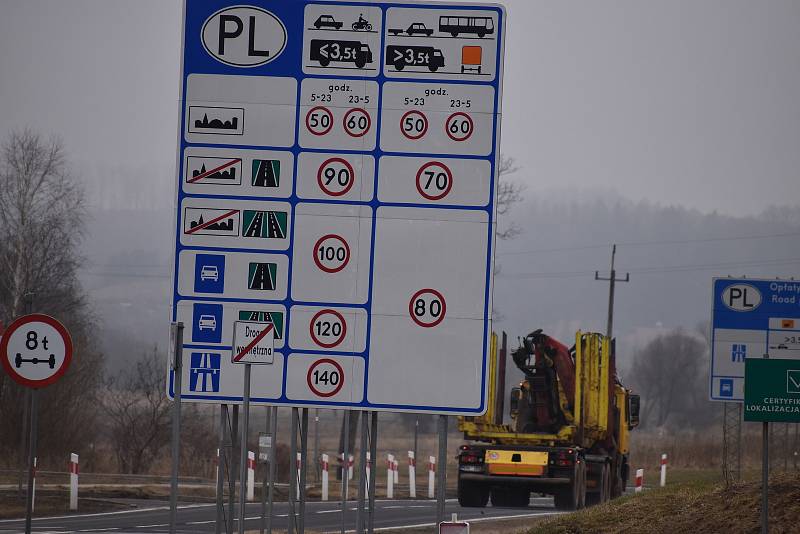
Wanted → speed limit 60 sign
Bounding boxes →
[171,0,504,414]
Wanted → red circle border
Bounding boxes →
[312,234,351,274]
[0,314,73,389]
[317,157,356,197]
[445,112,474,142]
[306,106,334,136]
[342,107,371,138]
[309,309,348,348]
[415,161,454,201]
[408,289,447,328]
[400,110,429,140]
[307,358,346,398]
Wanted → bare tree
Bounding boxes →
[628,328,709,429]
[0,129,102,467]
[496,154,524,240]
[0,129,86,320]
[103,349,171,474]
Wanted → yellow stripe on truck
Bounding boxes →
[485,450,548,476]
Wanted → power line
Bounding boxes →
[499,257,800,280]
[497,231,800,256]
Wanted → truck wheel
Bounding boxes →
[355,58,366,69]
[318,58,330,67]
[394,61,405,71]
[457,479,489,507]
[585,463,609,506]
[428,65,440,72]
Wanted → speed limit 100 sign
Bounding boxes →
[1,314,73,389]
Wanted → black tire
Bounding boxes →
[355,58,366,69]
[49,354,56,369]
[451,31,458,37]
[458,479,489,507]
[478,31,486,38]
[428,65,440,72]
[15,353,22,368]
[585,463,609,506]
[318,58,330,67]
[394,61,405,71]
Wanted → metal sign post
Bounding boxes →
[367,412,378,534]
[1,314,73,534]
[299,409,309,534]
[216,405,227,534]
[355,411,369,533]
[238,363,252,534]
[169,322,184,533]
[436,415,448,523]
[341,411,350,534]
[266,406,278,534]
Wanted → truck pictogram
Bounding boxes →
[386,45,445,72]
[310,39,373,68]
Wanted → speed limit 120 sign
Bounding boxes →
[1,314,73,389]
[171,0,504,414]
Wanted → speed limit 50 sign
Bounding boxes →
[170,0,504,414]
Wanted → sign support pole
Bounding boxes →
[260,407,270,534]
[340,410,350,534]
[355,410,369,533]
[299,409,309,534]
[314,409,320,482]
[238,364,252,534]
[23,390,38,534]
[289,408,298,534]
[266,406,277,534]
[436,415,447,524]
[761,353,769,534]
[228,406,239,534]
[367,412,378,534]
[169,322,184,534]
[216,405,227,534]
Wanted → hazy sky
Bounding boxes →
[1,0,799,215]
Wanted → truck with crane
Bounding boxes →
[456,330,640,510]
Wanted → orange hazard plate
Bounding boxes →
[461,46,482,65]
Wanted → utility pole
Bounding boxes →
[594,244,629,339]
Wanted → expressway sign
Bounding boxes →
[170,0,505,414]
[709,278,800,402]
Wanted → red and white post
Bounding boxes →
[69,453,79,511]
[393,457,399,485]
[31,457,37,513]
[635,468,644,493]
[348,454,354,480]
[321,454,329,501]
[660,454,667,487]
[247,451,255,501]
[408,451,416,498]
[386,454,395,498]
[428,456,436,499]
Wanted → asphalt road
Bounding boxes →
[0,497,562,533]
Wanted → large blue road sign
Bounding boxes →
[169,0,506,414]
[710,278,800,402]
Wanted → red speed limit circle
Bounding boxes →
[400,110,428,140]
[445,112,474,142]
[306,106,334,136]
[309,309,347,348]
[313,234,351,273]
[317,157,356,197]
[342,108,371,137]
[307,358,345,397]
[408,289,447,328]
[415,161,453,201]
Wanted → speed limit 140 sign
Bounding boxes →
[170,0,505,414]
[1,314,73,389]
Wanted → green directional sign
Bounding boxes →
[744,358,800,422]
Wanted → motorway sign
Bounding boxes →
[709,278,800,402]
[1,314,73,389]
[170,0,505,414]
[744,358,800,423]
